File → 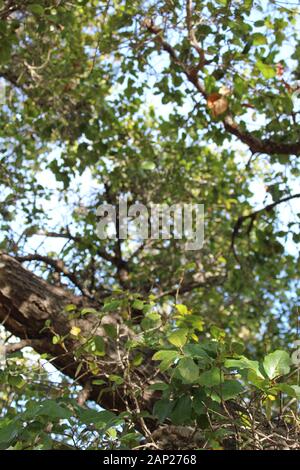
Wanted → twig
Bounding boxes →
[231,192,300,260]
[77,381,92,406]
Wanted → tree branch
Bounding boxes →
[37,229,117,265]
[156,274,226,299]
[15,253,93,299]
[231,192,300,257]
[142,18,207,96]
[77,381,92,406]
[142,19,300,157]
[5,339,44,354]
[0,253,159,429]
[186,0,205,65]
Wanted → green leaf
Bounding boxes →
[141,161,155,171]
[0,421,20,446]
[183,344,212,363]
[231,342,245,355]
[93,336,106,356]
[132,299,144,310]
[175,304,189,315]
[81,307,100,316]
[252,33,268,46]
[167,329,188,348]
[256,61,276,79]
[220,380,244,400]
[52,335,60,345]
[141,312,161,330]
[153,399,173,422]
[225,357,264,378]
[8,375,26,389]
[103,300,122,312]
[265,397,273,421]
[79,409,118,428]
[271,383,298,398]
[92,379,106,386]
[148,382,169,391]
[210,325,226,341]
[27,4,45,15]
[38,400,72,420]
[177,357,199,383]
[152,350,179,361]
[189,315,204,331]
[109,375,124,385]
[85,335,106,356]
[64,304,77,312]
[291,385,300,400]
[263,350,292,379]
[171,396,192,425]
[132,352,143,366]
[199,367,224,387]
[243,0,253,12]
[103,323,118,339]
[247,370,267,390]
[152,350,179,371]
[193,390,207,415]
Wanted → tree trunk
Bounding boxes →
[0,253,157,429]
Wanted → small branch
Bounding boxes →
[231,192,300,258]
[142,18,207,97]
[156,274,226,299]
[186,0,205,65]
[77,381,92,406]
[0,4,20,20]
[128,239,154,263]
[36,229,117,265]
[223,116,300,156]
[5,339,43,354]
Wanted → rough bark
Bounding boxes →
[0,253,157,428]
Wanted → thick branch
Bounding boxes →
[224,117,300,156]
[0,253,157,425]
[4,339,44,354]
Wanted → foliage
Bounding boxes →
[0,0,300,450]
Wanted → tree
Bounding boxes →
[0,0,300,450]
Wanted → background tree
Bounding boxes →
[0,0,299,450]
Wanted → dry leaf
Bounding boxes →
[276,63,284,77]
[207,93,228,117]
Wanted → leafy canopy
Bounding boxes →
[0,0,299,450]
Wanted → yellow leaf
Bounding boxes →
[267,394,276,401]
[70,326,81,337]
[175,304,190,315]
